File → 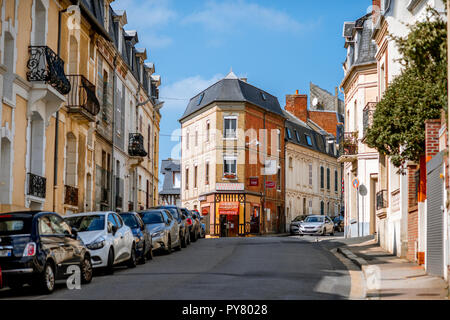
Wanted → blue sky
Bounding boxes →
[110,0,372,189]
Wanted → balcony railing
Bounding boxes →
[28,173,46,199]
[64,185,79,206]
[338,132,358,159]
[376,189,388,211]
[363,102,377,139]
[27,46,71,95]
[129,133,148,157]
[67,75,100,121]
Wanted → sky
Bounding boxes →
[110,0,373,189]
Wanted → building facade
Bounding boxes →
[159,158,181,206]
[180,72,285,237]
[0,0,161,214]
[283,91,342,231]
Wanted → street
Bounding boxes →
[0,235,353,300]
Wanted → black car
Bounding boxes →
[119,212,153,263]
[155,206,190,247]
[0,211,92,293]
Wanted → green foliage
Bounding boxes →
[365,7,448,170]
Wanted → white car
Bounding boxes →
[65,211,136,274]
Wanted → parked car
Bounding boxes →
[192,212,206,238]
[139,209,181,254]
[156,206,190,248]
[182,208,201,242]
[298,215,335,236]
[333,216,344,232]
[65,212,136,275]
[119,212,152,263]
[0,211,93,294]
[289,215,309,235]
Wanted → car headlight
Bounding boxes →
[87,237,106,250]
[152,230,163,238]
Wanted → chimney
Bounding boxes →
[425,119,441,162]
[372,0,381,24]
[240,77,247,83]
[285,90,308,122]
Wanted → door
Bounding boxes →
[107,213,121,263]
[220,215,228,237]
[162,210,174,245]
[50,215,82,267]
[38,215,68,278]
[250,207,260,234]
[114,213,131,261]
[227,215,239,237]
[426,153,444,277]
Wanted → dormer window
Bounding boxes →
[305,134,313,146]
[261,92,267,101]
[197,93,205,106]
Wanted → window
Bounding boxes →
[320,166,324,189]
[108,214,118,229]
[206,121,210,142]
[197,92,205,105]
[186,130,190,150]
[185,168,189,190]
[305,134,313,146]
[194,165,198,188]
[327,168,330,190]
[309,164,313,186]
[277,129,281,151]
[224,156,237,176]
[224,117,237,139]
[205,163,210,185]
[277,168,281,190]
[335,170,338,192]
[261,92,267,101]
[289,157,293,169]
[173,172,181,188]
[309,200,313,215]
[295,130,300,142]
[286,128,292,139]
[320,201,324,215]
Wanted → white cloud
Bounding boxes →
[159,74,224,113]
[183,0,304,33]
[111,0,176,48]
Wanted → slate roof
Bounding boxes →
[180,76,285,122]
[309,82,344,114]
[283,110,336,158]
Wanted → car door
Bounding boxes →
[38,215,67,278]
[166,211,179,245]
[50,215,83,268]
[326,217,333,233]
[112,213,127,262]
[161,210,172,244]
[136,214,150,254]
[115,213,132,260]
[107,213,121,263]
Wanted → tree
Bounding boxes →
[365,7,447,171]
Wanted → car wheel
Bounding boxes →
[81,255,93,284]
[36,262,55,294]
[181,232,187,248]
[127,244,137,268]
[175,238,182,251]
[166,236,172,254]
[105,247,115,275]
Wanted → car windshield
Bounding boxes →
[292,216,304,222]
[141,212,163,224]
[305,216,324,223]
[162,208,179,220]
[120,214,138,229]
[65,215,105,232]
[0,215,32,235]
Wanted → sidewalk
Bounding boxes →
[337,239,449,300]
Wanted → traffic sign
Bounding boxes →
[352,178,360,189]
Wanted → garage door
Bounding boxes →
[426,152,444,277]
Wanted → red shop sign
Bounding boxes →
[219,202,240,215]
[249,177,259,186]
[265,181,276,189]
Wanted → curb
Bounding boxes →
[337,247,369,269]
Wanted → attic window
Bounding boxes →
[261,92,267,101]
[197,93,205,106]
[294,130,300,142]
[305,134,313,146]
[286,128,292,139]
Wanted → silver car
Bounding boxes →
[289,215,308,235]
[298,215,335,236]
[139,209,182,254]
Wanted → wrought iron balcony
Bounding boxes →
[376,189,388,211]
[27,173,46,199]
[67,75,100,121]
[338,132,358,161]
[363,102,377,139]
[129,133,148,157]
[64,185,79,206]
[27,46,71,95]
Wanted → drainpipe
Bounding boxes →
[262,111,266,234]
[53,7,68,212]
[110,55,117,210]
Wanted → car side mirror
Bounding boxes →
[70,227,78,238]
[112,225,118,235]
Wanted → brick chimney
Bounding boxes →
[425,119,441,162]
[285,90,308,122]
[372,0,381,24]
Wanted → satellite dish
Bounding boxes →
[312,97,318,107]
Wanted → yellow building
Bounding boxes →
[0,0,162,214]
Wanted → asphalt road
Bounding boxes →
[0,234,353,300]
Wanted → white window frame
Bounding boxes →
[223,155,237,177]
[223,116,238,140]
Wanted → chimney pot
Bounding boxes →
[295,90,299,95]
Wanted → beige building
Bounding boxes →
[0,0,161,214]
[283,91,342,229]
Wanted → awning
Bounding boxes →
[218,202,239,215]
